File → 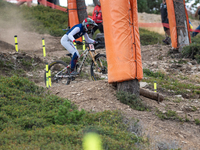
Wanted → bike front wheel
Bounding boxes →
[44,60,70,86]
[90,54,108,81]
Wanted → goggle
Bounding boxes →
[87,24,95,29]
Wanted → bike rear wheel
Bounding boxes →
[44,60,69,86]
[90,54,108,81]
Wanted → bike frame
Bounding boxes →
[54,44,97,79]
[77,44,97,74]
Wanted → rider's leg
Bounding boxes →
[70,52,78,71]
[192,25,200,37]
[61,34,80,56]
[61,34,79,75]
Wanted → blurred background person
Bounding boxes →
[92,1,103,36]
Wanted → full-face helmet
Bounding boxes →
[82,18,98,33]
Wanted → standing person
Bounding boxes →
[16,0,31,7]
[160,0,171,45]
[192,6,200,37]
[92,1,104,35]
[60,18,98,76]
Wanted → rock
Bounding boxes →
[178,134,184,138]
[176,111,184,114]
[187,62,192,65]
[181,104,193,112]
[26,73,33,77]
[140,82,148,88]
[160,102,166,107]
[175,95,183,99]
[71,92,78,95]
[191,60,197,65]
[191,66,197,70]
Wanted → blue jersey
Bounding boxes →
[66,24,86,39]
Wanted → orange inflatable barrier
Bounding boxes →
[101,0,143,83]
[166,0,177,48]
[166,0,191,49]
[68,0,79,28]
[130,0,143,81]
[68,0,82,41]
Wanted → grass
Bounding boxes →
[156,109,178,120]
[155,108,190,122]
[143,69,200,98]
[116,91,149,111]
[195,119,200,125]
[181,37,200,63]
[0,75,146,149]
[139,28,165,45]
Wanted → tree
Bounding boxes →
[137,0,162,14]
[173,0,190,51]
[137,0,148,13]
[76,0,88,23]
[137,0,200,14]
[185,0,200,9]
[93,0,99,6]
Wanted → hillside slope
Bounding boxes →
[0,3,200,150]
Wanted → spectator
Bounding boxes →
[92,1,103,35]
[160,0,171,45]
[192,6,200,37]
[16,0,31,7]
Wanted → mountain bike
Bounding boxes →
[44,43,107,86]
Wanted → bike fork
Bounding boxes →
[89,51,101,72]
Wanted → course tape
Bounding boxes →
[139,22,200,32]
[7,0,67,12]
[7,0,200,33]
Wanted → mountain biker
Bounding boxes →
[61,18,98,76]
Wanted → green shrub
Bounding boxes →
[143,68,165,79]
[195,119,200,125]
[0,75,146,149]
[116,91,148,111]
[22,5,68,36]
[182,43,200,63]
[54,101,86,125]
[156,109,178,120]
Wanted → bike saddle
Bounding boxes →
[66,53,72,57]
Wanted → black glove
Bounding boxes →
[75,41,83,45]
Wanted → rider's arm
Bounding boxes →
[84,33,95,43]
[68,27,80,42]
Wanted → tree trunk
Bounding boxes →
[173,0,190,52]
[93,0,99,6]
[55,0,60,5]
[140,88,164,103]
[117,79,140,97]
[76,0,88,23]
